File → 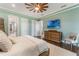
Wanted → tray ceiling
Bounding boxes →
[0,3,77,18]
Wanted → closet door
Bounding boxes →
[21,18,29,36]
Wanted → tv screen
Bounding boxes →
[47,19,60,28]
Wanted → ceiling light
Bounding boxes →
[25,3,48,13]
[35,7,39,11]
[12,4,16,8]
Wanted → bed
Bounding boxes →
[0,18,49,56]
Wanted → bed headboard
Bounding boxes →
[0,18,5,31]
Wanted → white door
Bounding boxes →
[31,20,43,36]
[21,18,29,36]
[8,15,19,36]
[35,21,41,36]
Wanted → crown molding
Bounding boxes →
[40,4,79,19]
[0,4,78,20]
[0,7,37,20]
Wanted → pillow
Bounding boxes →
[0,30,12,52]
[8,36,27,44]
[8,36,18,44]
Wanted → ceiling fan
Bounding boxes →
[25,3,48,13]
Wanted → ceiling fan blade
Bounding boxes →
[42,3,48,5]
[33,10,36,12]
[37,10,40,13]
[26,7,32,9]
[43,6,48,8]
[25,3,32,6]
[29,8,34,11]
[42,9,46,11]
[40,10,43,13]
[31,3,35,5]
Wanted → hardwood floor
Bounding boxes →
[44,39,79,56]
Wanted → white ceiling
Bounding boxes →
[0,3,78,18]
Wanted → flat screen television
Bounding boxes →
[47,19,60,28]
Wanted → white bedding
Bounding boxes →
[23,35,48,54]
[0,35,48,56]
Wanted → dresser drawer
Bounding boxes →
[44,30,62,43]
[51,33,60,36]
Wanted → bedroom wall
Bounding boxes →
[0,8,35,36]
[42,5,79,40]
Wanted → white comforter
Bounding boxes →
[0,35,48,56]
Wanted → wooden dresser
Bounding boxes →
[44,30,62,43]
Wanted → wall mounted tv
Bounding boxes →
[47,19,60,29]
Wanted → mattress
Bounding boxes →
[0,35,48,56]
